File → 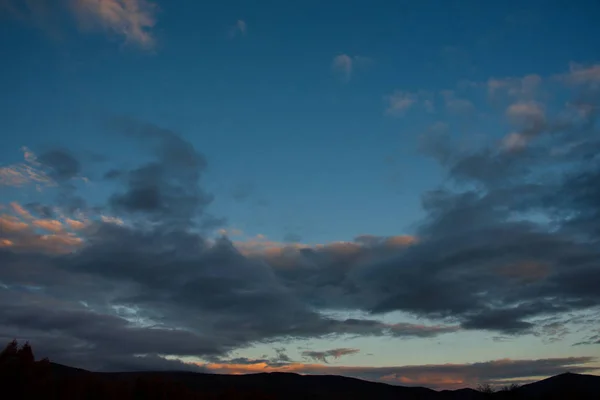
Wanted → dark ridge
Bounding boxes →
[2,341,599,399]
[514,372,600,399]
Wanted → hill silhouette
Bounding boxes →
[1,341,598,399]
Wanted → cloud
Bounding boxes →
[1,0,158,50]
[501,132,528,152]
[560,63,600,87]
[229,19,246,38]
[2,70,600,384]
[36,149,81,182]
[65,218,86,230]
[32,219,64,233]
[0,147,54,188]
[487,74,542,101]
[217,228,243,237]
[107,117,215,228]
[100,215,124,225]
[384,90,437,116]
[302,348,359,363]
[70,0,158,49]
[332,54,353,81]
[500,101,548,150]
[440,90,475,114]
[384,91,417,116]
[331,54,372,82]
[0,215,29,233]
[10,202,33,219]
[506,101,545,126]
[1,122,459,376]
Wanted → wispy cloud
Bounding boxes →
[487,74,542,101]
[70,0,158,50]
[331,54,371,82]
[560,62,600,86]
[440,90,475,115]
[384,91,418,116]
[506,101,545,126]
[229,19,247,38]
[501,132,528,152]
[1,0,159,49]
[10,202,33,219]
[0,147,54,188]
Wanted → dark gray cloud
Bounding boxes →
[231,182,254,202]
[256,79,600,337]
[2,80,600,377]
[37,148,81,181]
[302,348,359,363]
[213,347,292,367]
[1,119,460,372]
[107,117,215,228]
[24,202,54,218]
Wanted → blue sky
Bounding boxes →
[1,0,600,390]
[2,0,599,244]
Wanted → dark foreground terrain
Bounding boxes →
[1,341,598,399]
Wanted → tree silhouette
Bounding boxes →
[476,382,495,394]
[0,339,19,361]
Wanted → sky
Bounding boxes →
[1,0,600,391]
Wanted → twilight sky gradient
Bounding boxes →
[1,0,600,391]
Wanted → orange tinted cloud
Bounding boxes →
[382,374,466,389]
[10,202,33,219]
[4,232,83,254]
[0,155,53,188]
[65,218,86,230]
[0,238,15,248]
[0,211,83,254]
[0,215,29,233]
[205,362,328,375]
[385,235,418,247]
[32,219,64,233]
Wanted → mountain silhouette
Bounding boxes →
[2,341,599,399]
[43,362,600,399]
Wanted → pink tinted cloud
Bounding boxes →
[506,101,545,130]
[562,63,600,86]
[70,0,158,49]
